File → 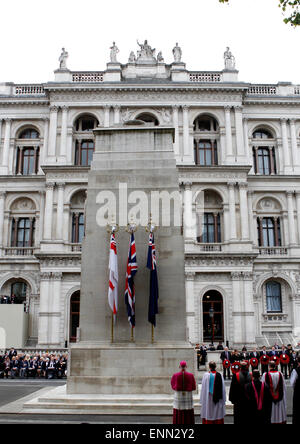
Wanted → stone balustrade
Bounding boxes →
[189,72,222,82]
[14,85,45,95]
[258,247,288,256]
[72,72,104,82]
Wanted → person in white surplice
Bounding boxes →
[200,361,226,424]
[261,361,287,424]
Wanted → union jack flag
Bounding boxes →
[124,232,138,327]
[147,232,159,326]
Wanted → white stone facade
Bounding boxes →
[1,43,300,349]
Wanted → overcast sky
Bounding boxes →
[1,0,299,85]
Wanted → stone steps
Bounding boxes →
[22,384,233,416]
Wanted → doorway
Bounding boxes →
[202,290,224,343]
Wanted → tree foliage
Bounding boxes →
[219,0,300,26]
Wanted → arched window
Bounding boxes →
[70,290,80,342]
[74,115,98,166]
[252,128,276,175]
[257,217,281,247]
[197,190,223,244]
[193,115,219,166]
[11,217,35,248]
[135,113,159,126]
[70,190,86,247]
[266,281,282,313]
[11,282,27,304]
[16,127,40,175]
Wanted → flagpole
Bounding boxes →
[111,313,114,343]
[151,324,154,343]
[107,218,119,345]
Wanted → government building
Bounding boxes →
[0,41,300,350]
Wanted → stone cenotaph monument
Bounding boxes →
[67,122,194,396]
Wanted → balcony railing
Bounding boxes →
[14,85,45,95]
[258,247,288,256]
[197,243,222,252]
[4,247,35,256]
[189,72,222,83]
[72,72,104,82]
[70,243,82,252]
[247,85,277,95]
[262,313,288,323]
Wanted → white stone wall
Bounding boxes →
[0,66,300,348]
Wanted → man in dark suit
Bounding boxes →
[249,348,260,371]
[260,346,269,375]
[279,345,290,379]
[220,347,232,380]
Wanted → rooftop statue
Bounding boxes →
[172,43,182,63]
[136,39,156,62]
[110,42,119,63]
[58,48,69,70]
[224,46,236,70]
[157,51,164,63]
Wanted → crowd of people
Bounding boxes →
[171,343,300,425]
[0,348,68,379]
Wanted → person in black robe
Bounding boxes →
[245,369,272,424]
[229,361,252,424]
[291,356,300,425]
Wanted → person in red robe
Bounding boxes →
[171,360,196,424]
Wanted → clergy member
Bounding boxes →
[229,361,252,424]
[262,361,287,424]
[171,360,196,424]
[290,356,300,425]
[245,369,272,424]
[200,361,226,424]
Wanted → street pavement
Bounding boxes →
[0,378,294,424]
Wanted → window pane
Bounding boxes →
[266,281,282,312]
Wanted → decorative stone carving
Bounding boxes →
[136,39,156,62]
[110,42,119,63]
[58,48,69,70]
[224,47,236,70]
[11,197,36,211]
[157,51,164,63]
[172,43,182,63]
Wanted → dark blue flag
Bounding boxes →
[147,232,159,326]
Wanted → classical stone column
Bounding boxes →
[224,106,233,158]
[183,181,194,240]
[296,191,300,244]
[243,118,252,165]
[50,272,62,345]
[185,272,196,343]
[104,105,110,127]
[44,183,55,240]
[113,105,120,125]
[223,203,230,243]
[182,105,190,157]
[59,106,68,161]
[231,271,243,345]
[2,118,12,171]
[280,118,291,171]
[172,105,180,156]
[38,272,51,345]
[37,191,45,243]
[287,191,296,245]
[219,127,226,164]
[247,191,255,243]
[242,272,256,345]
[0,119,3,147]
[0,192,6,251]
[228,181,237,240]
[234,106,244,157]
[63,203,70,243]
[56,182,65,240]
[48,106,58,161]
[289,119,298,169]
[238,182,249,240]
